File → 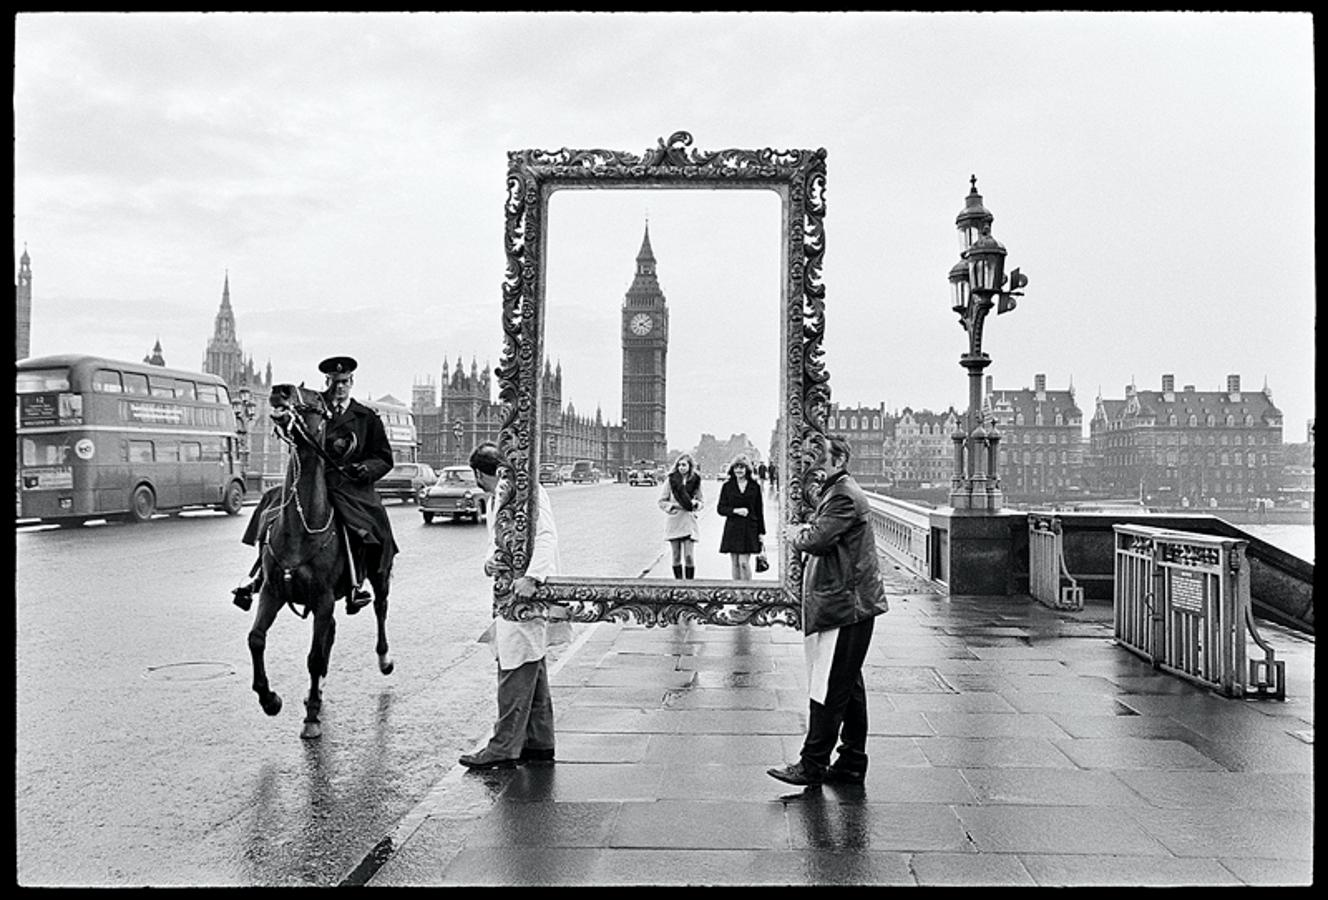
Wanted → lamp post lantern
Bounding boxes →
[948,176,1027,511]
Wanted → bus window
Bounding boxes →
[181,442,202,462]
[124,373,150,396]
[217,385,231,406]
[200,437,223,462]
[156,442,180,462]
[128,440,154,463]
[92,370,124,393]
[21,436,71,466]
[16,368,70,393]
[197,383,219,403]
[175,380,197,401]
[148,376,175,398]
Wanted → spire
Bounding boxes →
[636,219,655,264]
[221,270,231,309]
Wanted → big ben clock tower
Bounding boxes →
[621,222,669,464]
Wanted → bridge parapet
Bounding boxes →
[864,492,932,577]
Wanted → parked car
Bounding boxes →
[558,464,573,482]
[570,460,600,483]
[375,462,436,503]
[419,466,487,524]
[538,463,564,486]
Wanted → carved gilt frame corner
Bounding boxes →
[492,131,830,628]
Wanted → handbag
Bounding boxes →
[754,541,770,573]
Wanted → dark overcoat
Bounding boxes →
[792,470,889,635]
[717,476,765,554]
[321,396,399,582]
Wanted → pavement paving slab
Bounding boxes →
[360,561,1315,887]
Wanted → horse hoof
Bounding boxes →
[261,693,283,717]
[379,655,394,676]
[300,722,321,740]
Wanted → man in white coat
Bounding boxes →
[460,441,572,770]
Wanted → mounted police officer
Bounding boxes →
[231,355,400,616]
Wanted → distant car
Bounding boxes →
[375,462,436,503]
[538,463,564,486]
[419,466,487,524]
[570,460,600,484]
[628,462,659,486]
[557,464,573,482]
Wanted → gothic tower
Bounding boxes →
[16,245,32,359]
[143,338,166,366]
[202,272,251,386]
[620,222,669,464]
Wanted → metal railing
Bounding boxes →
[865,492,931,577]
[1028,511,1084,610]
[1113,523,1285,699]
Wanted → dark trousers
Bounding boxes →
[484,658,555,758]
[800,616,876,773]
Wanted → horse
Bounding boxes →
[246,383,394,739]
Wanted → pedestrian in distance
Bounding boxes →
[716,453,765,580]
[768,434,890,787]
[231,355,398,617]
[658,453,704,579]
[460,441,571,770]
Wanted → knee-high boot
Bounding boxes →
[672,564,683,579]
[684,565,695,579]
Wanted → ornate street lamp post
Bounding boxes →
[452,419,465,463]
[232,384,257,486]
[948,176,1027,511]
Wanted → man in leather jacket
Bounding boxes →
[768,434,890,787]
[231,355,399,616]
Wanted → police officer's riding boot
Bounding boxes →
[232,560,264,611]
[346,582,373,615]
[684,566,695,579]
[343,534,373,615]
[672,564,683,579]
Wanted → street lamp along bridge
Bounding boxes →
[947,176,1028,512]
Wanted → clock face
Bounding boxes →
[630,313,654,336]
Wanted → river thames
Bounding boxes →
[1241,522,1315,563]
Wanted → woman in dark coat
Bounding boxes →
[716,454,765,580]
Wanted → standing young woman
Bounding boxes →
[717,454,766,580]
[658,453,704,579]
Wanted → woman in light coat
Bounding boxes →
[658,453,704,579]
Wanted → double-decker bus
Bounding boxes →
[16,354,248,524]
[361,396,418,464]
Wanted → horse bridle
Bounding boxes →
[272,387,355,475]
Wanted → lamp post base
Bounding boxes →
[948,485,1004,512]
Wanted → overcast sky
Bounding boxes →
[14,11,1316,450]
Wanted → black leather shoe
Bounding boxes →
[519,746,555,763]
[232,584,254,611]
[824,766,866,785]
[345,587,373,615]
[766,761,823,786]
[459,750,519,770]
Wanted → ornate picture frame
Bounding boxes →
[492,131,830,628]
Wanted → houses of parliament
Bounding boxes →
[15,239,1312,509]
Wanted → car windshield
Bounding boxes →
[438,468,476,485]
